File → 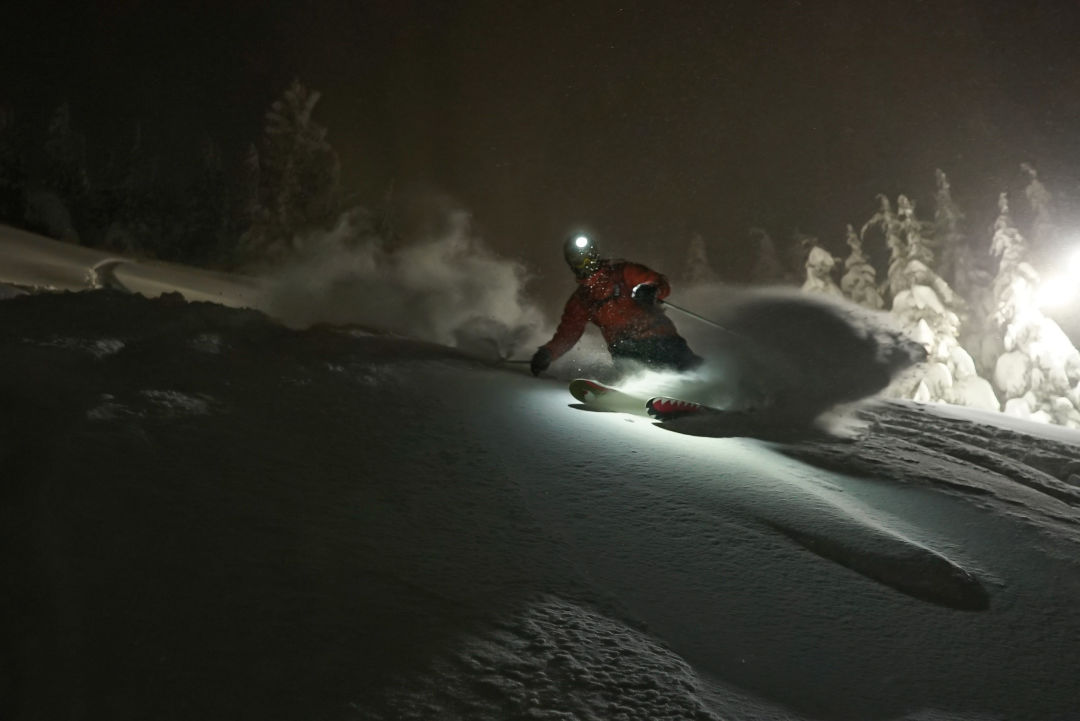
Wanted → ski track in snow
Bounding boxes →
[4,291,1079,721]
[472,369,1080,720]
[779,401,1080,540]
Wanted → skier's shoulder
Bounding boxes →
[578,259,656,289]
[609,259,666,283]
[605,258,651,274]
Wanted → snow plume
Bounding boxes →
[254,209,547,360]
[627,284,926,428]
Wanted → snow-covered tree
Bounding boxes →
[935,169,997,377]
[1019,162,1062,278]
[748,227,785,284]
[1022,164,1052,227]
[876,193,995,410]
[840,224,884,309]
[990,193,1028,307]
[682,233,718,284]
[897,195,936,270]
[787,229,817,282]
[933,169,965,289]
[988,193,1080,426]
[862,193,961,311]
[861,194,907,301]
[239,79,342,264]
[263,79,341,227]
[801,245,843,298]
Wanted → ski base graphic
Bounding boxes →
[644,396,711,420]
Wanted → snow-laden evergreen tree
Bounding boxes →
[1021,163,1058,275]
[682,233,718,284]
[933,169,964,289]
[875,193,995,409]
[840,224,884,309]
[935,169,997,378]
[239,80,342,264]
[801,245,843,298]
[266,80,341,224]
[861,194,908,302]
[895,194,962,308]
[896,195,937,269]
[748,227,785,284]
[988,193,1080,426]
[787,229,818,283]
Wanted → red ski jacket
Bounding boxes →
[541,260,679,361]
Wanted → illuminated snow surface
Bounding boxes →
[3,290,1079,721]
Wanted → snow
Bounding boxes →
[0,222,264,307]
[986,199,1080,427]
[3,227,1080,720]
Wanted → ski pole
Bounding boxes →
[660,300,741,338]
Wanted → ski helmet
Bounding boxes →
[563,233,600,278]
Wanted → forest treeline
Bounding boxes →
[0,80,376,270]
[682,165,1080,426]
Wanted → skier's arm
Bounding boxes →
[543,290,591,361]
[624,264,671,303]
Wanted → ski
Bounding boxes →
[568,378,652,416]
[644,396,713,421]
[568,379,713,420]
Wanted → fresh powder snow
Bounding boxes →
[2,225,1079,720]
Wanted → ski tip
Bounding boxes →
[569,378,610,403]
[646,396,709,421]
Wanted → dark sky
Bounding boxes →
[8,0,1080,288]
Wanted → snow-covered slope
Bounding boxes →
[4,290,1078,721]
[0,223,264,308]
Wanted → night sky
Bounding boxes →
[8,0,1080,287]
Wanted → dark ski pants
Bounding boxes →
[609,335,704,373]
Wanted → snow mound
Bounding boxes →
[360,595,724,721]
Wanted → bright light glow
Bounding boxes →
[1037,276,1077,309]
[575,235,590,248]
[1068,246,1080,276]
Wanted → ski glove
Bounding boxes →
[530,346,552,376]
[632,282,659,306]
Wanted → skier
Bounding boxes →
[530,233,703,376]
